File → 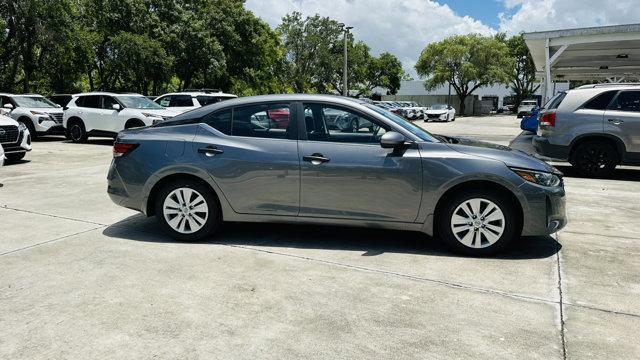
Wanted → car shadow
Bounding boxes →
[2,159,31,166]
[103,214,562,260]
[63,139,115,146]
[32,136,67,142]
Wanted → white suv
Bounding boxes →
[63,92,178,142]
[0,112,32,162]
[0,93,64,139]
[154,90,237,114]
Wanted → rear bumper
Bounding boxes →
[107,159,144,212]
[532,136,570,161]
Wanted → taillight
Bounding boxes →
[539,112,556,127]
[113,143,138,157]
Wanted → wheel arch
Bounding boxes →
[125,118,145,129]
[569,133,625,161]
[430,179,524,237]
[145,172,223,219]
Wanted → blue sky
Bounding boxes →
[440,0,505,29]
[246,0,640,77]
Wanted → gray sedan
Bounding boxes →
[108,94,566,255]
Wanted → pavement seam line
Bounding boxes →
[0,225,106,257]
[555,233,567,360]
[1,205,107,226]
[561,230,640,241]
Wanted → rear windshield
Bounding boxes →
[543,92,566,110]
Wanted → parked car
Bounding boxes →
[425,104,456,122]
[0,112,32,162]
[154,90,237,114]
[520,106,540,133]
[0,93,65,139]
[63,92,179,142]
[533,85,640,177]
[517,100,538,118]
[48,94,73,108]
[108,94,566,256]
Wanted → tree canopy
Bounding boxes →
[502,33,540,109]
[415,34,512,115]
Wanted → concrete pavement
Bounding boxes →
[1,115,638,359]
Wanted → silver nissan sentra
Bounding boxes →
[108,94,566,256]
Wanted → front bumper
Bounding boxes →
[520,181,567,236]
[2,129,32,154]
[532,135,570,161]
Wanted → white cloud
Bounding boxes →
[499,0,640,34]
[245,0,495,77]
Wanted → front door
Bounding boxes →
[192,103,301,216]
[604,90,640,154]
[298,103,422,222]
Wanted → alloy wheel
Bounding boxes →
[577,145,612,175]
[162,187,209,234]
[450,198,505,248]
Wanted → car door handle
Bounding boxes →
[198,146,224,156]
[303,153,330,164]
[608,119,624,125]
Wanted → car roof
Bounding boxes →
[158,92,237,97]
[72,92,145,97]
[0,93,45,97]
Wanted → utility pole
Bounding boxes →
[342,25,353,97]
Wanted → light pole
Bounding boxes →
[342,25,353,97]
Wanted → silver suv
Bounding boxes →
[533,84,640,177]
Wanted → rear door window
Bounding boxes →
[201,109,231,135]
[231,103,292,139]
[582,91,617,110]
[609,91,640,112]
[80,95,101,108]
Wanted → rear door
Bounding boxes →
[78,95,103,131]
[297,102,422,222]
[604,90,640,154]
[192,102,301,216]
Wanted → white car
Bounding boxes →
[424,104,456,122]
[517,99,538,118]
[0,93,65,139]
[63,92,179,142]
[0,112,32,162]
[154,90,237,114]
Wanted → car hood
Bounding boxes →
[0,114,18,126]
[441,135,558,173]
[425,110,448,114]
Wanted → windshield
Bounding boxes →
[364,104,440,143]
[431,104,448,110]
[522,101,537,105]
[117,95,164,109]
[13,96,58,108]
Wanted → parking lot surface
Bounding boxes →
[1,115,639,359]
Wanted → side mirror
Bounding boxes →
[112,104,121,111]
[380,131,407,149]
[3,103,14,109]
[448,106,453,110]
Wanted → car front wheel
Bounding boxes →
[437,189,518,256]
[154,179,221,241]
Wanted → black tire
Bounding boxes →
[18,118,37,140]
[66,119,88,143]
[125,119,145,129]
[5,152,26,162]
[437,188,518,256]
[154,179,221,242]
[570,140,618,178]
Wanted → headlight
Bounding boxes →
[30,110,45,115]
[511,168,562,187]
[17,122,27,131]
[141,112,160,118]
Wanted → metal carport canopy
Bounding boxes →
[523,23,640,102]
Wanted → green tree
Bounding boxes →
[416,34,512,115]
[504,33,539,109]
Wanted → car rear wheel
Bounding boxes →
[437,189,518,256]
[154,179,221,241]
[570,140,617,178]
